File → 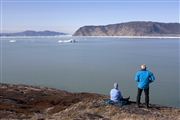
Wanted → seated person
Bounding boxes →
[110,82,130,103]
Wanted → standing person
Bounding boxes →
[135,64,155,108]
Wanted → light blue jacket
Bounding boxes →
[110,88,123,102]
[135,70,155,89]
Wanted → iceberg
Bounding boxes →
[9,40,16,43]
[58,39,77,43]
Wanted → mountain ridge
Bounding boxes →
[73,21,180,36]
[0,30,67,36]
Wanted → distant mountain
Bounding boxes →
[73,21,180,36]
[0,30,67,36]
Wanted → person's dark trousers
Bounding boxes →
[136,87,149,108]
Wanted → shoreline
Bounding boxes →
[1,35,180,39]
[73,36,180,39]
[0,83,179,119]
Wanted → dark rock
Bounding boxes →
[0,83,179,120]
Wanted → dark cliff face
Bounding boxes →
[73,21,180,36]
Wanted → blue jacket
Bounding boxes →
[110,88,123,102]
[135,70,155,89]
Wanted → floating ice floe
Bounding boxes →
[58,39,77,43]
[9,40,16,43]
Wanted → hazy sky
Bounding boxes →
[1,0,179,34]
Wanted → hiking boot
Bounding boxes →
[146,105,149,108]
[137,104,140,108]
[127,96,130,100]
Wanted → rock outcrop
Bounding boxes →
[73,21,180,36]
[0,83,179,120]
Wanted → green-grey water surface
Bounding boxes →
[1,37,179,108]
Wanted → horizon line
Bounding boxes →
[1,0,179,3]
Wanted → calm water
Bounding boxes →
[0,36,179,108]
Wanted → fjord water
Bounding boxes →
[1,37,179,108]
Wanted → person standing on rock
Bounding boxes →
[135,64,155,108]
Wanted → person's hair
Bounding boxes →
[114,83,118,89]
[140,64,147,70]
